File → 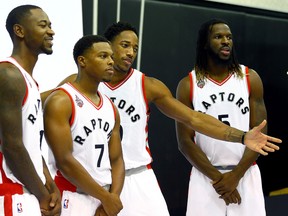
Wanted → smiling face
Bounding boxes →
[110,30,139,73]
[206,23,233,64]
[22,8,55,55]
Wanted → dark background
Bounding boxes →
[82,0,288,215]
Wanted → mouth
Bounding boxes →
[123,58,132,66]
[45,37,54,46]
[220,46,230,56]
[106,68,114,75]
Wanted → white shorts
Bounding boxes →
[60,190,101,216]
[118,166,170,216]
[0,193,41,216]
[186,165,266,216]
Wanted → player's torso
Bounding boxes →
[190,65,250,165]
[0,57,45,184]
[98,69,152,169]
[60,83,115,185]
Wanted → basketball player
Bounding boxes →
[176,19,267,215]
[0,5,61,216]
[55,22,281,215]
[43,35,124,216]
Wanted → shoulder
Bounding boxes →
[247,68,262,84]
[0,63,26,98]
[177,74,191,89]
[176,75,191,103]
[143,76,172,102]
[44,88,72,112]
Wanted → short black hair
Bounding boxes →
[73,35,109,64]
[104,21,138,42]
[6,4,41,39]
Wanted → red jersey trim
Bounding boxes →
[54,171,76,196]
[104,68,135,90]
[67,83,104,110]
[245,66,251,95]
[207,73,233,86]
[53,87,76,126]
[189,72,193,103]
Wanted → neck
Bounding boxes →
[11,48,38,76]
[109,68,131,85]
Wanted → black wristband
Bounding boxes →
[241,132,247,144]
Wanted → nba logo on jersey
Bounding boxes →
[63,199,69,209]
[17,203,23,213]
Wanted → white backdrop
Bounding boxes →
[0,0,83,92]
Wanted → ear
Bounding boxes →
[78,56,86,67]
[13,24,24,38]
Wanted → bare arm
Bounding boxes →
[41,157,61,215]
[40,73,77,106]
[231,69,265,178]
[43,90,122,216]
[108,103,125,195]
[144,76,281,155]
[0,64,50,206]
[212,69,265,202]
[175,75,222,181]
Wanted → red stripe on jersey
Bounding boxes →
[189,72,193,103]
[54,171,76,196]
[54,87,76,126]
[245,66,251,95]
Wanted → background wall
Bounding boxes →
[82,0,288,215]
[0,0,83,92]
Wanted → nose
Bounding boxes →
[221,36,230,44]
[126,47,134,58]
[48,28,55,36]
[108,56,114,66]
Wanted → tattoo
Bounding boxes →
[225,127,243,143]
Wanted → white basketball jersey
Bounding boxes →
[98,68,151,169]
[0,57,45,185]
[190,65,250,166]
[56,83,116,186]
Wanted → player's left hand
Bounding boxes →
[41,186,61,216]
[95,204,108,216]
[244,120,282,156]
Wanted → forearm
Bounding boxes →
[56,157,109,201]
[187,111,244,143]
[3,145,49,200]
[42,157,58,193]
[158,97,244,143]
[179,139,222,182]
[233,149,259,179]
[109,157,125,195]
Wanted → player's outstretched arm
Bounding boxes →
[147,76,282,156]
[244,120,281,156]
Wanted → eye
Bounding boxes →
[99,54,107,59]
[121,43,128,48]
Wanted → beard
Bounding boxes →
[207,47,232,66]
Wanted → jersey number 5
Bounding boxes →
[218,114,230,126]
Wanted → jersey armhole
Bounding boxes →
[188,72,194,104]
[141,73,150,114]
[245,66,251,96]
[53,87,75,126]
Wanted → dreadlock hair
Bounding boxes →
[104,21,138,42]
[6,5,41,40]
[195,18,242,81]
[73,35,109,65]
